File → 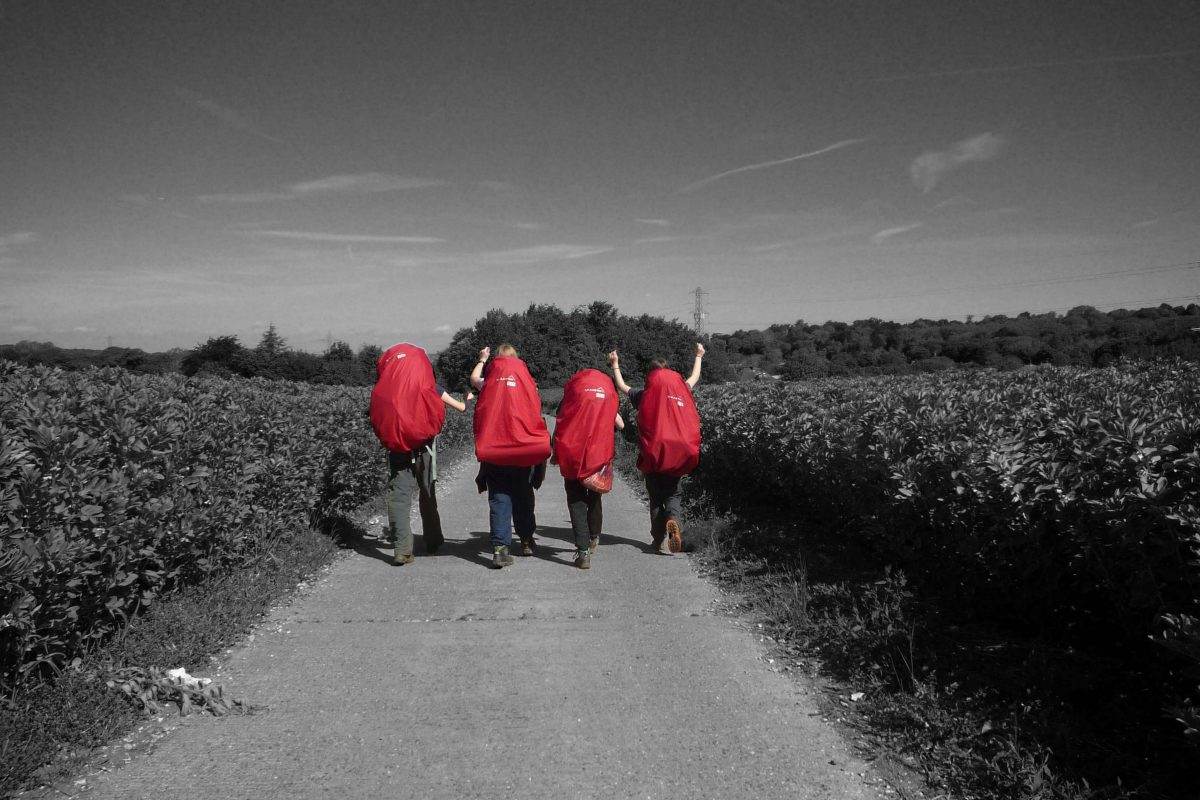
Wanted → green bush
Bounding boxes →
[692,360,1200,793]
[0,363,395,693]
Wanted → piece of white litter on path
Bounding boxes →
[166,668,212,688]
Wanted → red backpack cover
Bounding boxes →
[553,369,618,481]
[636,368,701,477]
[369,343,446,453]
[473,355,551,467]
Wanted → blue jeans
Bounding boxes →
[483,464,537,547]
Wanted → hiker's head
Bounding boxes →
[496,343,518,357]
[646,356,670,373]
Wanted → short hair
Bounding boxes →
[647,356,670,372]
[496,343,518,357]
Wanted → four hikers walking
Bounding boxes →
[368,339,705,569]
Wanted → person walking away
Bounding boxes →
[369,342,469,566]
[608,343,704,554]
[552,367,624,569]
[470,344,551,568]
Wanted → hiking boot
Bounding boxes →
[393,550,415,566]
[649,533,667,554]
[574,549,592,570]
[666,519,682,554]
[492,545,514,569]
[589,535,600,552]
[519,537,536,556]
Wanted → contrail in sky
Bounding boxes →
[866,49,1200,82]
[677,138,867,194]
[871,223,923,244]
[174,87,291,146]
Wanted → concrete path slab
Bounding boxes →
[76,458,890,800]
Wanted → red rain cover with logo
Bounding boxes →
[473,355,551,467]
[553,369,618,481]
[369,343,446,453]
[636,368,700,477]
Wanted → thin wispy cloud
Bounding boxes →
[477,244,612,264]
[479,180,520,193]
[867,49,1200,82]
[0,231,38,249]
[930,196,977,212]
[174,87,290,146]
[636,219,671,227]
[1132,208,1200,229]
[871,223,923,244]
[250,229,444,244]
[749,240,799,253]
[199,173,445,204]
[910,133,1005,194]
[677,138,867,194]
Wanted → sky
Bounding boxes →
[2,0,1198,353]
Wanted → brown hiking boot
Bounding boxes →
[666,519,682,554]
[589,535,600,552]
[519,537,536,556]
[574,549,592,570]
[393,550,415,566]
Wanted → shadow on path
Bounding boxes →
[324,513,455,566]
[321,514,392,566]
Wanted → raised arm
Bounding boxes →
[469,346,490,390]
[685,342,705,389]
[440,391,468,413]
[607,350,632,395]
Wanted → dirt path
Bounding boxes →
[75,456,890,800]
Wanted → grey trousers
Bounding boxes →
[386,444,443,556]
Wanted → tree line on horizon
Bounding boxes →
[4,301,1199,386]
[714,302,1200,379]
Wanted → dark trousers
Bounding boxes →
[563,478,603,550]
[386,448,443,555]
[643,472,681,542]
[484,464,537,548]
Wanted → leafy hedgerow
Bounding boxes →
[691,360,1200,792]
[0,362,476,695]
